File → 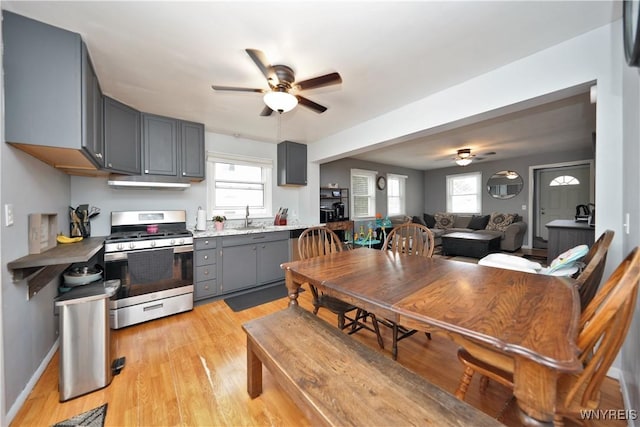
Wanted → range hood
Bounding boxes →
[107,174,191,190]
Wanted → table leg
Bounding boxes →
[247,337,262,398]
[285,269,300,306]
[513,358,558,426]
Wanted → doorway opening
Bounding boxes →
[528,160,594,249]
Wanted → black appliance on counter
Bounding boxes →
[320,208,335,223]
[333,202,345,220]
[104,210,193,329]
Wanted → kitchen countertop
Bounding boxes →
[190,223,314,238]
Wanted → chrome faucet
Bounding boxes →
[244,205,252,227]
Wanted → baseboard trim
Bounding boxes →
[619,369,639,427]
[5,339,58,425]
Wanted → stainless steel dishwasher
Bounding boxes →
[55,280,124,401]
[289,228,305,261]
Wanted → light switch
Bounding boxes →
[4,204,14,227]
[624,213,630,235]
[521,205,527,211]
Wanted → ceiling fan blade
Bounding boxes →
[296,72,342,91]
[296,95,328,113]
[245,49,277,83]
[211,85,265,93]
[260,105,274,117]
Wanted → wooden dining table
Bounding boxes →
[281,248,583,426]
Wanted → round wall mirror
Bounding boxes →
[487,170,523,199]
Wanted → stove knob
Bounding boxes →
[117,243,124,251]
[170,239,176,245]
[128,242,136,249]
[179,238,185,245]
[150,241,157,248]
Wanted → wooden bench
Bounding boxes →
[242,306,503,427]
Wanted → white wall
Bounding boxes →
[622,47,640,427]
[1,148,71,419]
[70,132,314,235]
[311,22,624,275]
[0,10,5,426]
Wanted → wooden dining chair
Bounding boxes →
[574,229,614,311]
[298,226,384,348]
[456,230,615,399]
[455,247,640,427]
[378,223,435,360]
[383,222,435,257]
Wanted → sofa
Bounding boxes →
[412,212,527,252]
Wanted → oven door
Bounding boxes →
[105,245,193,304]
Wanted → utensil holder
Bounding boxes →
[70,220,91,238]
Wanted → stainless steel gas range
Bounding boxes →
[104,210,194,329]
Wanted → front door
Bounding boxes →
[536,165,591,242]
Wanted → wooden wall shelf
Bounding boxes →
[7,237,105,298]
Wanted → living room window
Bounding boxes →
[387,173,407,216]
[446,171,482,214]
[351,168,377,219]
[206,153,272,219]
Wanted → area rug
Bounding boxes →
[53,403,107,427]
[224,285,303,312]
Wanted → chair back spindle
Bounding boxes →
[298,226,346,260]
[383,223,435,257]
[574,230,614,311]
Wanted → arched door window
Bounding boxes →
[549,175,580,186]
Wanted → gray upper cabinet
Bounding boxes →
[103,97,141,175]
[142,113,178,176]
[142,115,205,180]
[277,140,307,186]
[3,11,103,172]
[83,50,104,167]
[180,121,205,180]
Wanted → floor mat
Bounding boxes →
[224,285,303,312]
[53,403,107,427]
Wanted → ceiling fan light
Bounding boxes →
[457,148,472,158]
[263,91,298,113]
[455,158,473,166]
[506,171,518,179]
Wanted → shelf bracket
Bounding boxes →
[11,264,71,299]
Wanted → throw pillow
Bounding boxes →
[412,215,427,227]
[423,213,436,228]
[434,212,455,229]
[486,212,515,231]
[468,214,490,230]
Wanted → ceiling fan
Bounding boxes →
[211,49,342,116]
[453,148,476,166]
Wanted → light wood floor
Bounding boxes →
[11,287,626,426]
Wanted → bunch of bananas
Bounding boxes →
[56,234,83,244]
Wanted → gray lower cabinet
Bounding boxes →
[103,97,141,174]
[194,238,219,301]
[221,232,289,294]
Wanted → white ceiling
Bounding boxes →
[2,1,618,169]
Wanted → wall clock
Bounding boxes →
[624,0,640,66]
[376,175,386,190]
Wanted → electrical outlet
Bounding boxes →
[521,204,527,210]
[4,204,14,227]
